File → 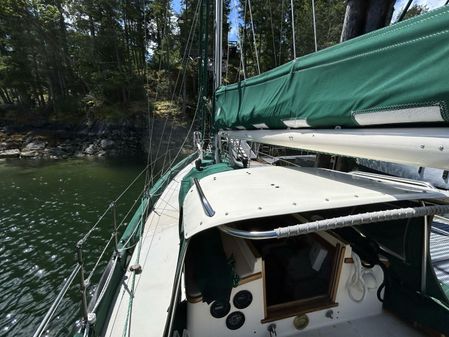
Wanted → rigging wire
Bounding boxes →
[40,1,204,333]
[147,0,201,186]
[279,0,284,62]
[239,0,249,80]
[247,0,261,74]
[121,207,145,337]
[237,38,247,80]
[160,2,201,173]
[143,0,157,191]
[134,160,197,317]
[311,0,318,52]
[225,41,230,82]
[83,0,203,333]
[396,0,414,22]
[290,0,297,59]
[266,0,277,67]
[170,0,202,103]
[164,94,202,171]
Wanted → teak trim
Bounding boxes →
[261,298,338,323]
[262,234,346,322]
[238,272,262,285]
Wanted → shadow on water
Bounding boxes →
[0,156,149,336]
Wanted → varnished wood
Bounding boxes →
[262,260,267,319]
[238,272,262,285]
[262,297,338,323]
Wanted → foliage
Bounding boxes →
[0,0,435,125]
[237,0,347,78]
[403,4,429,20]
[0,0,150,122]
[0,0,227,123]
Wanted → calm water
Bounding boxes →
[0,158,146,336]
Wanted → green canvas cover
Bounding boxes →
[214,7,449,130]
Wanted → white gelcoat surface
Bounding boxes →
[294,312,425,337]
[104,161,195,337]
[186,234,395,337]
[222,128,449,170]
[353,105,443,126]
[183,165,447,239]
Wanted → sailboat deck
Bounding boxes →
[295,311,425,337]
[104,161,195,337]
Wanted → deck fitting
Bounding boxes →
[129,264,142,274]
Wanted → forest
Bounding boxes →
[0,0,427,127]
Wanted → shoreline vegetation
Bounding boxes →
[0,0,348,154]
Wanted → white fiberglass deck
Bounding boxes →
[295,312,425,337]
[104,161,195,337]
[183,165,448,239]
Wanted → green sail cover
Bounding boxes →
[214,7,449,130]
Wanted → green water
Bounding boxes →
[0,158,146,336]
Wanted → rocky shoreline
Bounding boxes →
[0,118,191,160]
[0,124,143,160]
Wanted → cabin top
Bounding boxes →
[182,165,448,238]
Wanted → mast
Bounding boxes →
[213,0,223,163]
[198,0,209,136]
[214,0,223,90]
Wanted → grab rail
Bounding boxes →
[193,178,215,217]
[219,204,449,239]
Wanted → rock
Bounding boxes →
[100,139,114,150]
[24,141,46,151]
[49,148,65,157]
[20,151,37,158]
[97,150,107,158]
[84,144,96,155]
[0,149,20,158]
[108,149,118,157]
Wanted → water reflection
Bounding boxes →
[0,158,145,336]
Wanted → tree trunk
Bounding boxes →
[182,76,187,114]
[340,0,368,41]
[0,88,12,104]
[365,0,396,33]
[340,0,395,41]
[4,89,13,104]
